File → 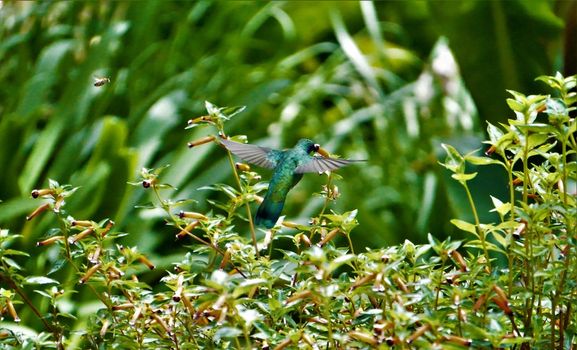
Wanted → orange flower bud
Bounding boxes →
[100,220,115,237]
[492,296,512,315]
[108,265,124,278]
[484,145,496,156]
[393,276,409,293]
[112,303,133,311]
[88,246,101,264]
[299,233,312,247]
[319,228,340,247]
[492,285,508,301]
[274,337,292,350]
[188,135,216,148]
[71,220,93,227]
[138,255,155,270]
[176,221,200,239]
[37,236,64,246]
[444,335,472,346]
[31,189,54,198]
[348,330,378,346]
[151,311,172,335]
[286,290,312,304]
[79,263,102,284]
[473,293,487,312]
[187,115,211,125]
[219,249,231,270]
[6,299,20,322]
[406,324,431,344]
[181,293,195,315]
[69,228,94,244]
[350,273,376,291]
[99,318,110,337]
[450,250,468,272]
[281,221,299,229]
[26,203,50,221]
[53,196,64,212]
[129,306,142,326]
[178,211,208,221]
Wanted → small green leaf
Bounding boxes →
[486,122,504,143]
[3,249,30,257]
[506,98,525,113]
[489,196,511,217]
[506,89,527,104]
[465,155,502,166]
[440,143,465,173]
[221,105,246,119]
[2,257,22,270]
[451,172,477,182]
[450,219,477,235]
[25,276,59,285]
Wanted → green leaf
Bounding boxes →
[506,89,527,104]
[451,172,477,182]
[3,249,30,257]
[450,219,477,235]
[221,105,247,119]
[24,276,59,285]
[489,195,511,217]
[506,98,525,113]
[2,257,22,270]
[440,143,464,173]
[465,155,502,166]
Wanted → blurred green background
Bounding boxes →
[0,0,573,258]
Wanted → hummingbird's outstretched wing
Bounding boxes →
[295,157,364,174]
[220,139,282,169]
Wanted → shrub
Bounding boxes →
[1,73,576,349]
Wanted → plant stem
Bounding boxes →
[225,150,259,257]
[319,173,334,218]
[463,183,490,267]
[506,161,515,295]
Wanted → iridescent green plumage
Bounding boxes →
[221,138,362,228]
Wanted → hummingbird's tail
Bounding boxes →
[255,197,285,229]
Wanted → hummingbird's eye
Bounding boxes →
[313,144,320,152]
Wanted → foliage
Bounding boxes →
[0,1,571,253]
[0,1,575,349]
[0,77,575,348]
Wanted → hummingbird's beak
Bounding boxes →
[316,145,330,158]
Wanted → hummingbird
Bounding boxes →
[220,138,363,228]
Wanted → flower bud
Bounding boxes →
[26,203,50,221]
[31,189,54,198]
[37,236,64,246]
[79,263,102,284]
[178,211,208,221]
[138,255,155,270]
[187,135,216,148]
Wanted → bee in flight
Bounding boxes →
[93,77,111,87]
